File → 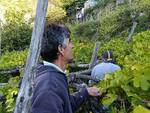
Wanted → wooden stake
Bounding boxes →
[14,0,48,113]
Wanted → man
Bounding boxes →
[89,51,121,84]
[76,8,84,22]
[31,24,100,113]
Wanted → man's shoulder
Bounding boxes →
[36,64,65,78]
[35,69,65,85]
[36,64,59,74]
[110,63,121,70]
[93,63,107,69]
[35,65,66,87]
[34,71,67,97]
[93,62,120,70]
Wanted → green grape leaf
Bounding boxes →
[133,105,150,113]
[102,93,117,106]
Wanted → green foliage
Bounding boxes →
[48,0,72,8]
[71,20,99,40]
[125,31,150,91]
[0,0,74,53]
[133,105,150,113]
[0,1,149,112]
[99,38,132,66]
[73,39,94,64]
[0,74,11,83]
[71,30,150,113]
[0,102,7,113]
[0,77,19,113]
[99,5,132,38]
[1,21,32,53]
[0,50,28,70]
[0,0,33,53]
[96,0,115,7]
[46,0,74,23]
[97,30,150,113]
[99,0,150,37]
[46,6,67,23]
[72,37,131,66]
[83,0,116,20]
[71,0,150,40]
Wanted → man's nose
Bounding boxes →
[71,43,74,48]
[72,44,74,48]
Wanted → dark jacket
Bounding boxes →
[31,64,89,113]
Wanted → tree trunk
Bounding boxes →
[89,42,100,69]
[126,21,137,42]
[14,0,48,113]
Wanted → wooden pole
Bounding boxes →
[14,0,48,113]
[126,21,137,42]
[89,42,100,69]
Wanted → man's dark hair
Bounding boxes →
[102,51,113,59]
[102,50,115,63]
[40,24,71,62]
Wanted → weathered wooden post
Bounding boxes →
[14,0,48,113]
[89,42,100,69]
[126,21,137,42]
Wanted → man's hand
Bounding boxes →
[87,87,100,96]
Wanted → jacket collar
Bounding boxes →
[43,61,65,74]
[35,63,66,80]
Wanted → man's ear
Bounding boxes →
[58,45,65,55]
